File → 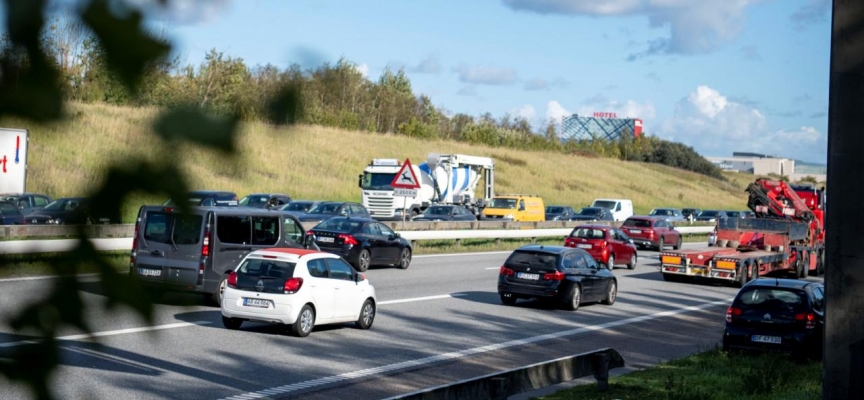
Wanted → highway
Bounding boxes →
[0,245,822,399]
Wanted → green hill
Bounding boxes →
[2,103,751,222]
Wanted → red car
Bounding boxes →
[564,225,638,269]
[619,216,681,250]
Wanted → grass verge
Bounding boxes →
[0,251,129,279]
[536,348,822,400]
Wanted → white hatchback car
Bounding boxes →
[220,248,377,337]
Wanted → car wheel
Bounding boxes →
[356,249,370,272]
[657,237,665,251]
[500,293,517,306]
[292,304,315,337]
[564,285,581,311]
[602,280,617,305]
[398,248,411,270]
[222,316,242,330]
[674,236,682,250]
[213,274,229,306]
[606,254,615,269]
[627,253,637,270]
[355,299,376,330]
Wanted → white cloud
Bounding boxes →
[355,63,369,78]
[512,104,537,121]
[545,100,570,123]
[454,64,517,85]
[410,54,442,74]
[502,0,758,57]
[125,0,233,25]
[575,96,656,120]
[660,85,827,162]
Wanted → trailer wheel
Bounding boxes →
[791,251,803,279]
[816,249,825,276]
[727,240,740,249]
[717,239,728,248]
[734,265,748,288]
[801,251,810,278]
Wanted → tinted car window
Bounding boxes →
[34,196,49,207]
[0,202,19,214]
[622,219,651,228]
[487,198,517,209]
[308,203,340,215]
[581,253,599,269]
[252,216,279,245]
[378,223,395,236]
[546,206,564,213]
[315,218,362,233]
[736,288,808,311]
[505,251,558,269]
[238,259,296,279]
[363,223,381,236]
[283,202,312,212]
[283,218,303,244]
[240,195,270,207]
[306,259,328,278]
[426,206,451,215]
[327,258,355,281]
[144,212,203,245]
[812,287,824,312]
[217,215,251,244]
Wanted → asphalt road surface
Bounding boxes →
[0,244,823,399]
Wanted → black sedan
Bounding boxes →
[498,245,617,311]
[569,207,614,222]
[26,197,118,225]
[545,205,576,221]
[723,278,824,359]
[412,205,477,221]
[297,202,370,226]
[309,217,412,272]
[0,200,25,225]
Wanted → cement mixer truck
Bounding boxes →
[358,153,495,220]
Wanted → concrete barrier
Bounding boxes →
[383,348,625,400]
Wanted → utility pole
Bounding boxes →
[825,1,864,399]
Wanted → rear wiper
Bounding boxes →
[168,220,178,252]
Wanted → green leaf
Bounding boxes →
[153,107,238,152]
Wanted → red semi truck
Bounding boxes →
[659,179,825,287]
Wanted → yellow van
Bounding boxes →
[481,194,545,221]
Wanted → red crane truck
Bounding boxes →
[659,179,825,287]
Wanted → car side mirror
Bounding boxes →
[304,232,316,249]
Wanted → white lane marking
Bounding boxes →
[0,321,212,348]
[379,294,467,305]
[413,251,512,259]
[218,298,733,400]
[0,273,100,283]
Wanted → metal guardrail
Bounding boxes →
[383,348,625,400]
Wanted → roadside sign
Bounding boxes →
[391,158,421,189]
[393,188,417,197]
[0,128,27,193]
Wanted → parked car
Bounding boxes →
[569,207,614,222]
[648,208,685,222]
[497,245,617,311]
[682,208,701,221]
[239,193,292,209]
[280,200,323,215]
[412,205,477,221]
[564,225,637,269]
[164,190,239,207]
[297,202,370,226]
[481,194,545,221]
[26,197,118,225]
[619,216,682,250]
[590,198,633,221]
[726,210,754,219]
[1,192,52,216]
[695,210,729,222]
[545,205,576,221]
[0,200,25,225]
[220,248,377,337]
[309,217,412,272]
[723,278,824,360]
[131,205,316,305]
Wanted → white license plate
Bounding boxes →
[317,237,335,243]
[517,272,540,280]
[629,229,642,234]
[243,298,272,308]
[577,244,592,249]
[752,335,781,344]
[138,268,161,277]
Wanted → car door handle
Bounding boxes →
[151,250,165,257]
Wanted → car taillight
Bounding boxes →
[202,229,211,257]
[130,218,140,267]
[795,313,816,329]
[284,277,303,294]
[564,237,574,247]
[648,230,655,237]
[227,271,237,288]
[499,266,514,276]
[543,271,565,280]
[601,241,608,248]
[726,306,743,323]
[339,234,359,245]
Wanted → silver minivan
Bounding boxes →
[131,205,316,304]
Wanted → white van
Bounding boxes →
[590,199,634,221]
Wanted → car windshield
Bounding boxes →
[592,200,616,209]
[650,209,674,216]
[0,202,19,214]
[426,206,451,215]
[571,228,606,239]
[282,202,313,212]
[307,203,340,215]
[143,211,203,245]
[506,251,559,269]
[239,195,270,207]
[546,206,564,214]
[361,172,396,190]
[622,219,651,228]
[314,218,361,233]
[577,208,601,215]
[699,210,719,217]
[735,288,808,312]
[42,199,81,211]
[236,258,297,280]
[726,211,740,217]
[487,198,517,209]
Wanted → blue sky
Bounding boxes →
[7,0,833,163]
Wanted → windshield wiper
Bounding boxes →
[168,219,179,252]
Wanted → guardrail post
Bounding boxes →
[531,237,537,243]
[488,377,507,400]
[592,352,610,392]
[494,238,501,245]
[454,239,461,247]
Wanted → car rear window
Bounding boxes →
[546,207,564,213]
[622,219,651,228]
[237,258,296,279]
[735,288,808,311]
[570,228,606,239]
[144,212,203,245]
[315,218,361,233]
[0,202,19,214]
[284,202,312,212]
[577,208,601,215]
[506,251,559,269]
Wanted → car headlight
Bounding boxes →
[52,218,62,224]
[502,214,514,220]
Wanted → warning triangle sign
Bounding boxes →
[391,158,421,189]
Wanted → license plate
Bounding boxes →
[577,244,592,249]
[317,237,335,243]
[138,268,161,277]
[629,229,642,234]
[243,298,272,308]
[517,272,540,280]
[752,335,781,344]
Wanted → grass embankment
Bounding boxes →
[0,251,129,279]
[1,102,750,222]
[539,348,821,400]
